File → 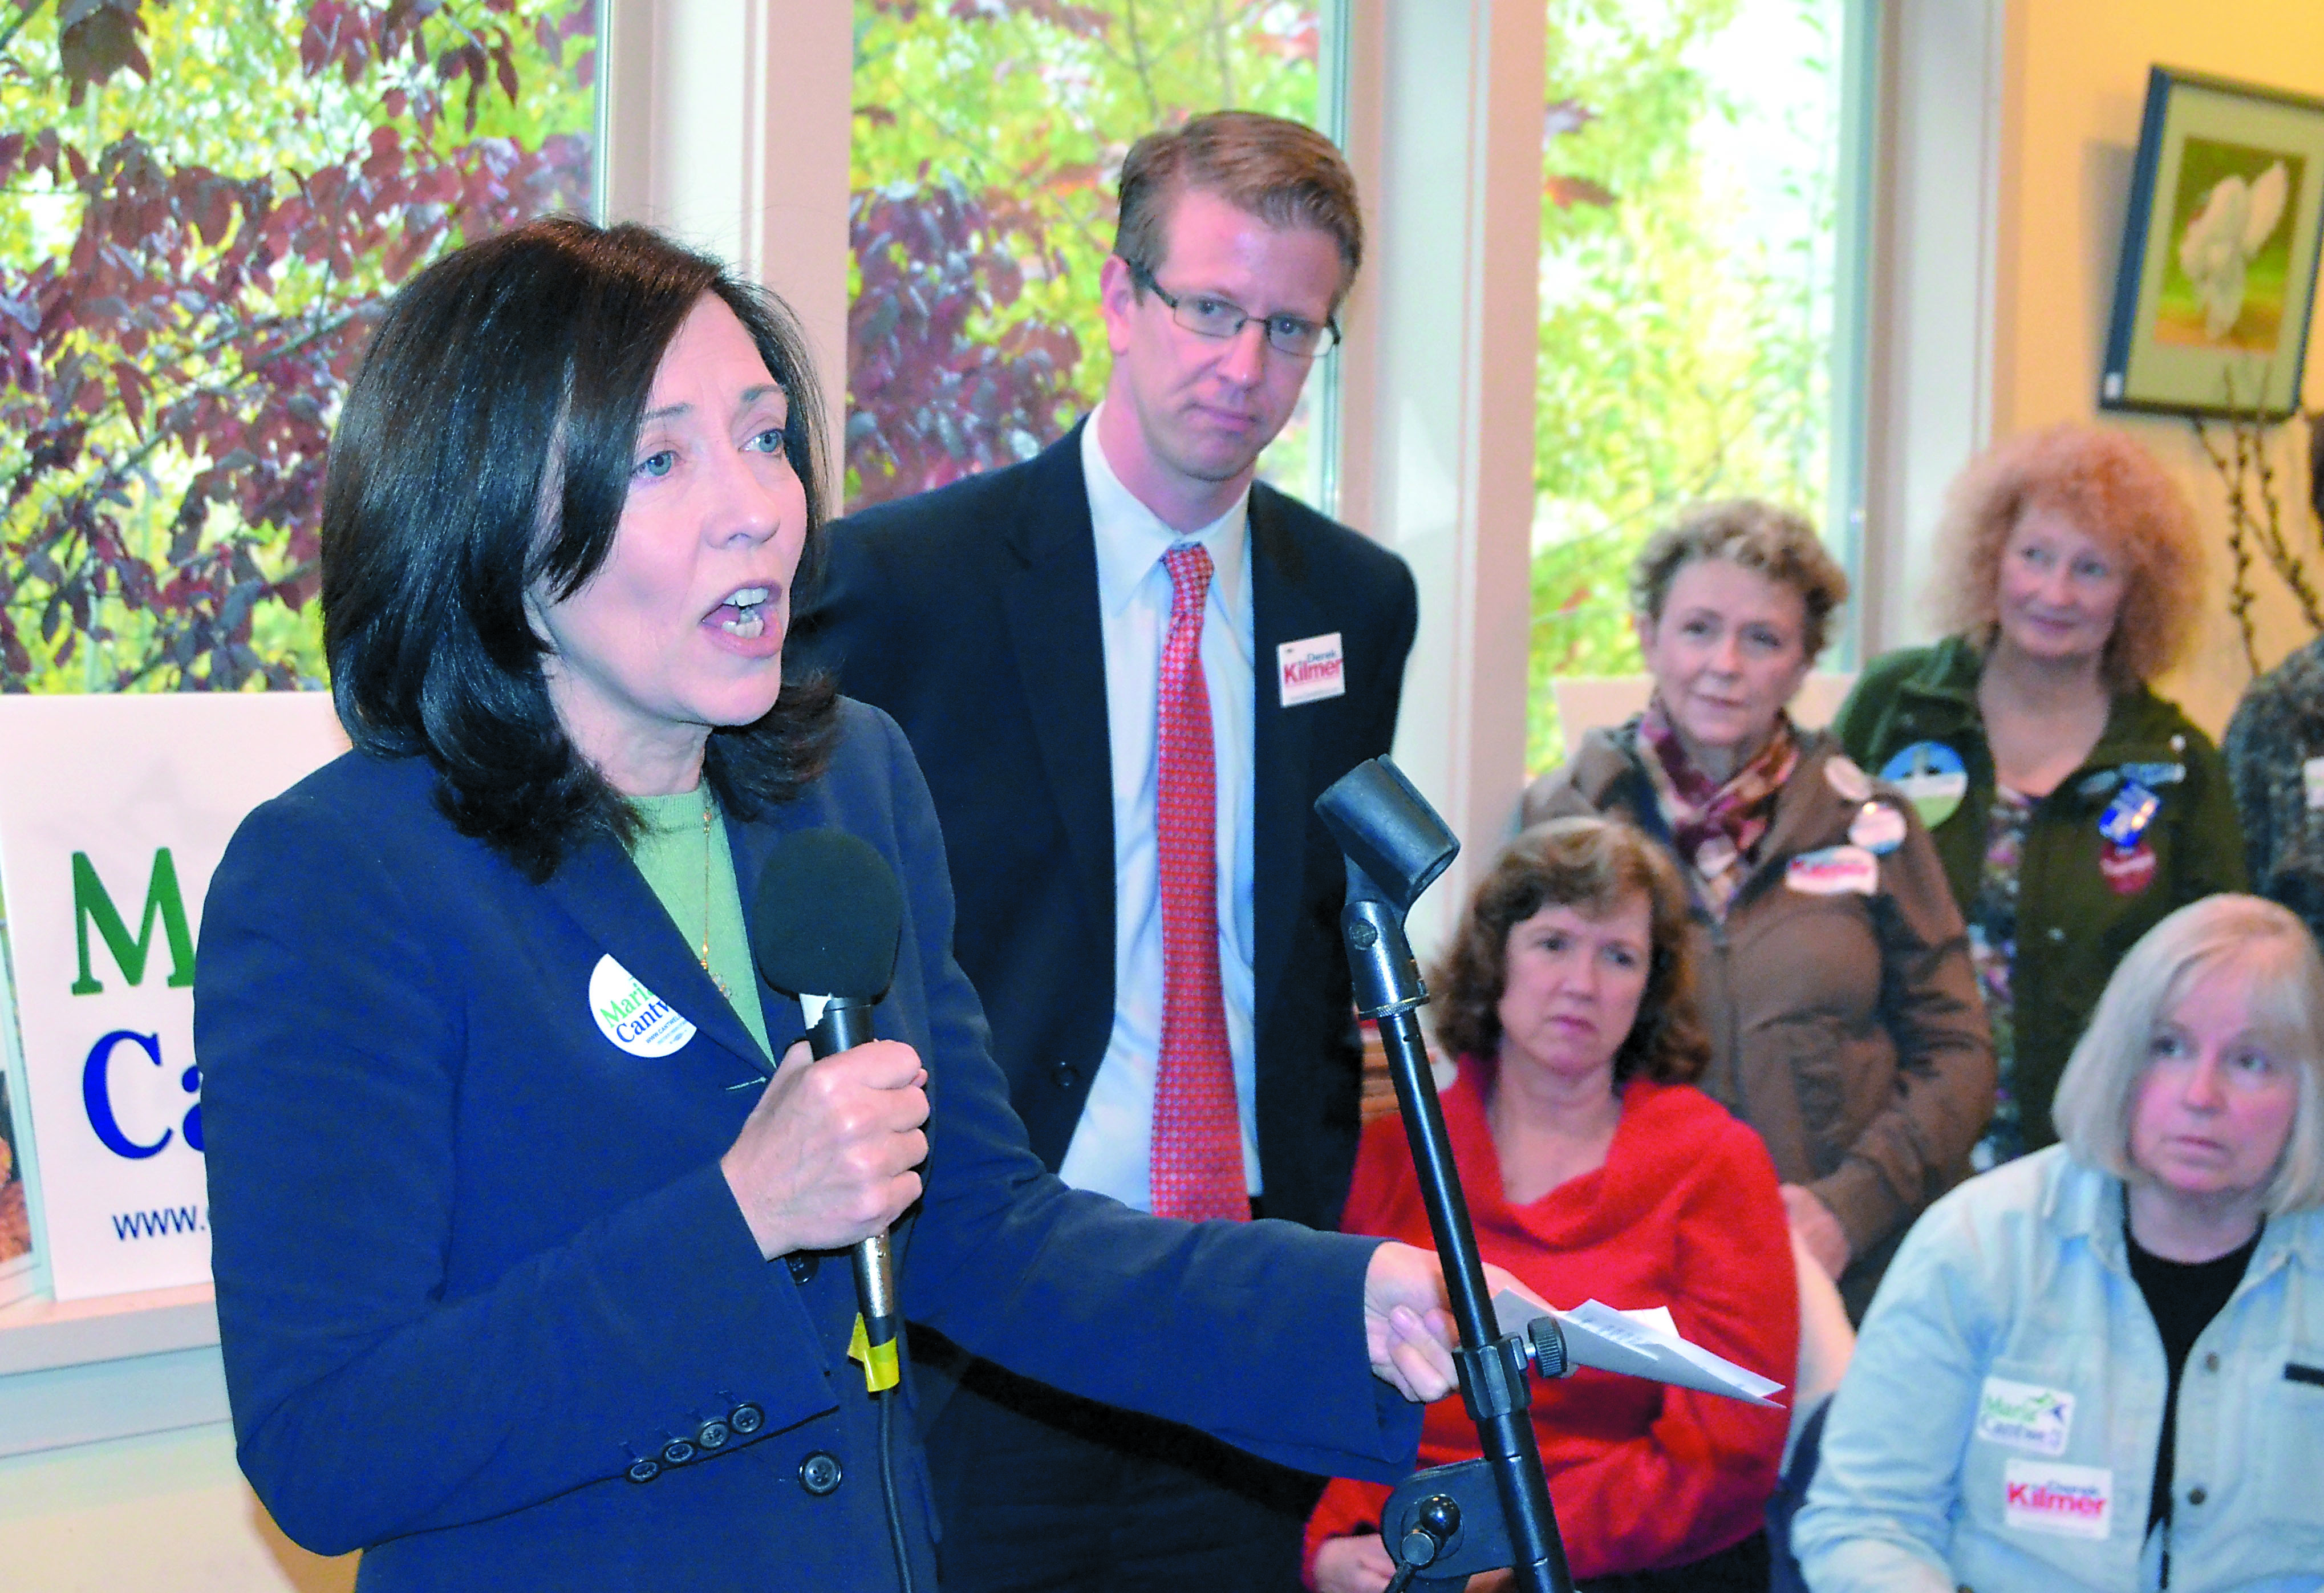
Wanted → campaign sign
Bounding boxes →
[0,694,347,1300]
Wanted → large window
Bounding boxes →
[0,0,597,694]
[845,1,1331,515]
[1527,0,1853,770]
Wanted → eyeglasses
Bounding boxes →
[1124,258,1341,359]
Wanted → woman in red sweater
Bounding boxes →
[1307,816,1798,1593]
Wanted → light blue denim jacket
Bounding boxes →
[1795,1146,2324,1593]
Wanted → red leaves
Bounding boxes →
[1544,175,1616,210]
[5,0,597,691]
[56,0,152,107]
[845,178,1084,509]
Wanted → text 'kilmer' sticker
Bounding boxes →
[2002,1459,2111,1540]
[1278,632,1345,707]
[1977,1377,2073,1456]
[589,954,697,1057]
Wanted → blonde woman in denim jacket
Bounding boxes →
[1794,894,2324,1592]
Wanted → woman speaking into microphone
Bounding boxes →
[192,218,1472,1591]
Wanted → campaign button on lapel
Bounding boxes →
[589,954,698,1057]
[1879,741,1968,829]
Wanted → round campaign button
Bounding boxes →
[1879,741,1968,830]
[1824,755,1873,804]
[588,954,697,1057]
[2100,841,2158,897]
[1848,800,1908,856]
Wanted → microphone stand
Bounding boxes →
[1319,760,1575,1593]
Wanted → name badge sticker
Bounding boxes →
[589,954,697,1057]
[1787,845,1879,897]
[1278,632,1345,707]
[2002,1459,2112,1540]
[1848,800,1908,856]
[1977,1377,2074,1456]
[2305,756,2324,812]
[1879,741,1968,829]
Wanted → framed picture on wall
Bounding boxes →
[2100,66,2324,419]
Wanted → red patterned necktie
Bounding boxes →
[1149,543,1247,1222]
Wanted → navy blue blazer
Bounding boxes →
[796,427,1417,1230]
[194,702,1418,1591]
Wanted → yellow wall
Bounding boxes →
[1994,0,2324,733]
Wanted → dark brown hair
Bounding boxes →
[1432,816,1709,1086]
[1114,110,1363,309]
[322,217,838,881]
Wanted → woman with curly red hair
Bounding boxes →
[1834,423,2244,1171]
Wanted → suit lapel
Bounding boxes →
[543,828,777,1085]
[1000,428,1116,947]
[1250,485,1322,1028]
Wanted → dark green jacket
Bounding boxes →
[1831,636,2246,1150]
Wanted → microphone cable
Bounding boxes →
[879,1382,914,1593]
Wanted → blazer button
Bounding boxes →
[730,1401,765,1436]
[660,1436,697,1467]
[1053,1063,1079,1089]
[696,1417,731,1451]
[800,1451,843,1495]
[786,1252,820,1284]
[624,1457,661,1485]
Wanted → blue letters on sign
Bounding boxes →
[82,1030,204,1160]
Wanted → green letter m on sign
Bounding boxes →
[72,850,197,995]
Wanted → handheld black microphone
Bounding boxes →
[751,829,908,1393]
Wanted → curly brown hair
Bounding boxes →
[1938,423,2203,687]
[1431,817,1709,1086]
[1630,499,1851,662]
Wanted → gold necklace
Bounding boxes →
[699,792,729,998]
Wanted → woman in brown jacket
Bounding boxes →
[1523,502,1994,1316]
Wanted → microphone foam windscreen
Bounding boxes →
[751,829,905,1000]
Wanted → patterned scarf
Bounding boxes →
[1635,694,1796,919]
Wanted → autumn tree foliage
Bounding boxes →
[845,0,1321,510]
[0,0,594,692]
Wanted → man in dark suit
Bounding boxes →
[796,111,1417,1593]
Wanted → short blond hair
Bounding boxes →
[2053,894,2324,1214]
[1938,423,2203,688]
[1629,500,1850,662]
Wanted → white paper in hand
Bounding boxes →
[1493,1290,1785,1407]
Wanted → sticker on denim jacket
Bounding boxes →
[2305,756,2324,812]
[1976,1377,2073,1456]
[1879,741,1967,829]
[1786,845,1879,896]
[589,954,697,1057]
[2002,1459,2111,1540]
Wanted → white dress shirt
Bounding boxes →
[1056,409,1260,1210]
